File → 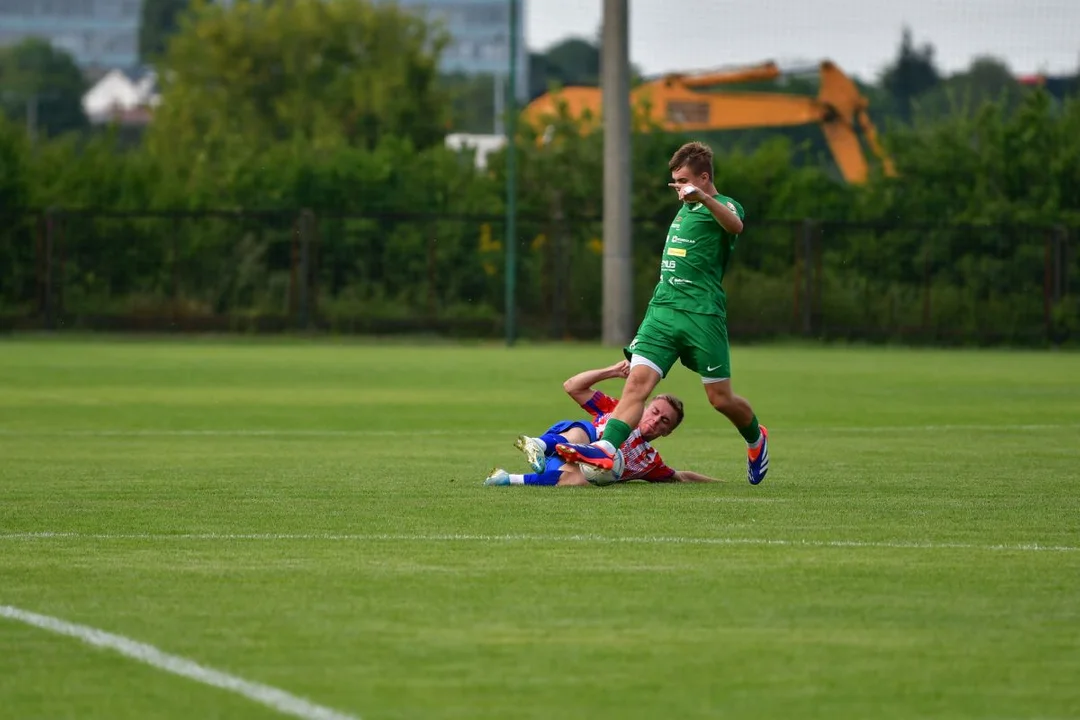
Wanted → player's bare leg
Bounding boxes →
[703,379,754,427]
[704,379,769,485]
[606,363,661,435]
[557,363,661,473]
[556,427,591,444]
[555,465,592,487]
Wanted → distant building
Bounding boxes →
[0,0,143,73]
[82,67,159,126]
[380,0,527,102]
[445,132,505,168]
[0,1,528,87]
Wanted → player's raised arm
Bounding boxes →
[699,194,744,235]
[669,182,744,235]
[562,360,631,404]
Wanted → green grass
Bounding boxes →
[1,337,1078,720]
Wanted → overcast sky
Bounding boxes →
[524,0,1078,82]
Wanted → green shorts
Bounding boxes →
[622,305,731,380]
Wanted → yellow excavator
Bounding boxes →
[521,60,896,184]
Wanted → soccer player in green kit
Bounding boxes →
[556,141,770,485]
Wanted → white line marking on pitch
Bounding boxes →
[0,428,475,438]
[0,423,1079,438]
[1,532,1075,553]
[0,605,360,720]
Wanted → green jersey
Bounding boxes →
[648,194,745,317]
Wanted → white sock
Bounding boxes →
[535,438,548,452]
[509,474,526,485]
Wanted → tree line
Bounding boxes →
[0,0,1077,343]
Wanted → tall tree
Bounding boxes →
[544,37,602,87]
[527,36,642,98]
[442,72,497,134]
[880,27,941,121]
[913,56,1025,122]
[0,38,88,142]
[0,115,29,210]
[147,0,451,159]
[140,0,192,64]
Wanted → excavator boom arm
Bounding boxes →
[520,59,897,184]
[638,90,829,131]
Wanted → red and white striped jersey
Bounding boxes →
[579,391,676,482]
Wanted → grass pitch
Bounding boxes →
[1,337,1078,720]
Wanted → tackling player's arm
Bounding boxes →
[669,469,723,483]
[636,456,721,484]
[562,360,631,405]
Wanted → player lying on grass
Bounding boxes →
[484,360,722,487]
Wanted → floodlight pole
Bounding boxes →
[601,0,633,346]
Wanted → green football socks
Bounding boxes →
[739,415,762,445]
[601,418,633,449]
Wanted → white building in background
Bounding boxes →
[445,132,506,168]
[82,67,159,125]
[0,0,143,72]
[4,0,525,130]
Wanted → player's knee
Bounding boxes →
[561,427,589,444]
[710,396,735,414]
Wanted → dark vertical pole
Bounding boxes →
[298,209,313,330]
[801,219,814,336]
[922,243,932,334]
[289,216,299,320]
[427,231,437,324]
[792,222,801,333]
[43,210,56,330]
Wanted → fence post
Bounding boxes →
[42,209,56,330]
[170,220,180,328]
[1053,225,1067,303]
[298,209,314,330]
[791,222,800,334]
[310,213,320,323]
[814,222,824,333]
[922,242,932,334]
[551,196,568,339]
[801,218,816,336]
[1045,225,1068,345]
[427,226,437,325]
[1062,225,1072,302]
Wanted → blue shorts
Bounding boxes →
[541,420,598,473]
[544,420,599,443]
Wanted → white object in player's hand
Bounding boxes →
[669,182,703,203]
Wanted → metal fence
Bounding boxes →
[0,210,1075,346]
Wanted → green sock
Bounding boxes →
[601,418,633,449]
[738,415,761,445]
